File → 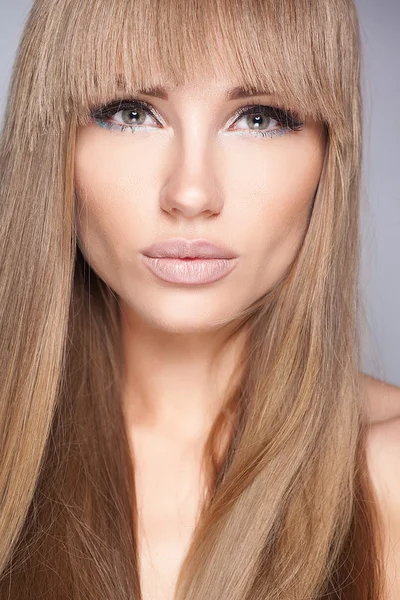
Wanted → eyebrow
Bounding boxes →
[131,85,275,101]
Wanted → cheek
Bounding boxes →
[73,127,156,267]
[259,157,319,244]
[226,138,323,282]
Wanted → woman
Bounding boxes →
[1,0,399,598]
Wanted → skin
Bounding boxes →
[74,72,325,435]
[74,69,325,597]
[365,376,400,600]
[74,69,400,599]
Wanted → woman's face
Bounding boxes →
[74,72,326,333]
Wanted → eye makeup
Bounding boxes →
[89,97,305,139]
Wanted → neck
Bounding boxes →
[120,301,248,444]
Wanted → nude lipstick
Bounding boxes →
[140,238,238,285]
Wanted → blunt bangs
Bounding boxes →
[15,0,358,148]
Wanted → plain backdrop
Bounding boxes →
[0,0,399,386]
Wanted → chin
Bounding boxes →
[147,311,231,334]
[127,297,237,335]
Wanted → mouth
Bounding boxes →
[141,237,238,260]
[141,255,238,285]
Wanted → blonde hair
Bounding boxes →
[0,0,385,598]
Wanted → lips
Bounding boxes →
[141,237,238,259]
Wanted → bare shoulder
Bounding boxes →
[361,372,400,425]
[362,371,400,501]
[366,410,400,507]
[363,374,400,599]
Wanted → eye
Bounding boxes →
[113,104,159,128]
[90,99,162,133]
[90,99,304,138]
[230,104,304,139]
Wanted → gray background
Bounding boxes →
[0,0,399,386]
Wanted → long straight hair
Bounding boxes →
[0,0,386,598]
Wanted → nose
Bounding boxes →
[159,128,224,219]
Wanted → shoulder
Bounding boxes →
[363,374,400,598]
[366,412,400,509]
[361,372,400,425]
[362,372,400,501]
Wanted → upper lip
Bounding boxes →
[142,238,238,259]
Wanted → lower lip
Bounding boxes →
[141,255,238,284]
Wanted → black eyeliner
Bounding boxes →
[90,98,305,133]
[90,98,156,120]
[234,104,304,131]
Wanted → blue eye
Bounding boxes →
[90,99,304,138]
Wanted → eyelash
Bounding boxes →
[90,98,304,139]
